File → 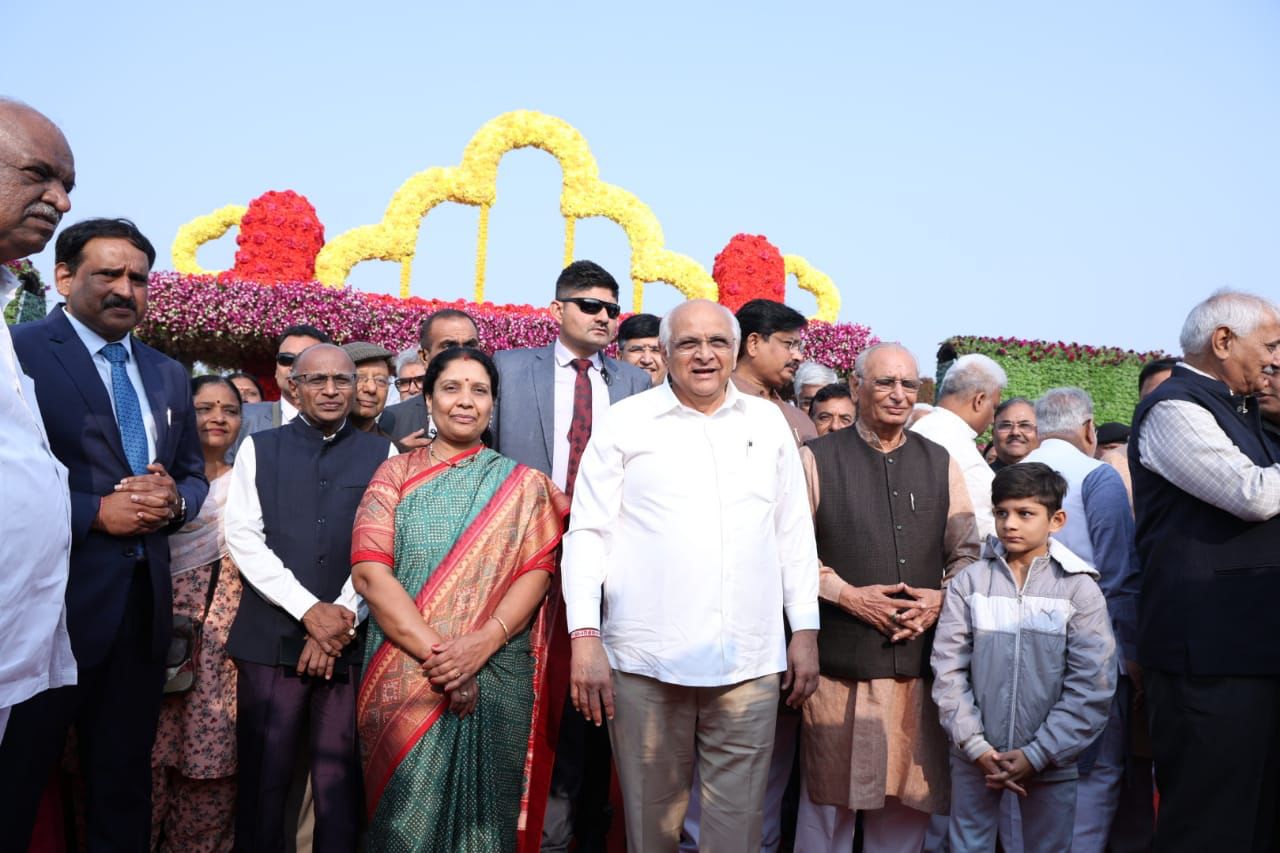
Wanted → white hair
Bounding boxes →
[853,342,919,380]
[937,353,1008,401]
[1179,290,1280,357]
[793,361,839,397]
[1035,387,1094,437]
[395,346,424,374]
[658,300,741,356]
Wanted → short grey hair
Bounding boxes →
[658,300,741,356]
[937,354,1008,401]
[1179,290,1280,357]
[853,342,919,380]
[395,347,424,374]
[1035,387,1094,437]
[793,361,839,398]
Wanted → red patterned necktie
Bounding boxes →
[565,358,593,494]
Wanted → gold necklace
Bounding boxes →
[428,440,479,470]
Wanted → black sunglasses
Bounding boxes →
[275,352,299,367]
[561,297,621,320]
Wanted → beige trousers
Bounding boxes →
[609,669,780,853]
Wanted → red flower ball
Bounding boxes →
[712,233,786,312]
[221,190,325,285]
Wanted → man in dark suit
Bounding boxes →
[491,260,649,852]
[1,218,208,850]
[378,308,480,447]
[237,323,332,442]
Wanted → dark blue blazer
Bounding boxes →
[12,307,208,667]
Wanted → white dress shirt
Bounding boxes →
[551,338,610,492]
[280,396,299,425]
[0,269,76,725]
[63,308,158,463]
[910,405,996,539]
[562,381,821,687]
[1137,363,1280,522]
[223,430,394,623]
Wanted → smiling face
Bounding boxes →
[551,286,619,357]
[1215,316,1280,395]
[666,301,737,412]
[194,382,242,455]
[56,237,150,341]
[290,345,355,431]
[855,346,919,435]
[992,401,1038,465]
[426,356,494,448]
[620,336,666,385]
[0,105,74,263]
[353,359,391,420]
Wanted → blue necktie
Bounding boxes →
[101,342,150,476]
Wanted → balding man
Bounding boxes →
[225,344,394,852]
[1130,291,1280,851]
[563,299,820,852]
[797,343,980,853]
[0,99,75,744]
[910,353,1007,541]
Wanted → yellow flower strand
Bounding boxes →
[474,204,491,303]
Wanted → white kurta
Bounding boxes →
[0,268,75,735]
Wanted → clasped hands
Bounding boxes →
[975,748,1034,796]
[419,623,505,720]
[95,463,181,536]
[836,578,942,643]
[297,602,358,681]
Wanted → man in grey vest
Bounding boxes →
[796,342,980,853]
[1024,388,1140,853]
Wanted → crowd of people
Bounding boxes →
[3,99,1280,853]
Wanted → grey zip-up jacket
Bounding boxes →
[931,537,1117,781]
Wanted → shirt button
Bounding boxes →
[899,558,907,564]
[892,490,899,497]
[319,479,329,487]
[887,458,895,464]
[896,524,903,531]
[317,518,326,525]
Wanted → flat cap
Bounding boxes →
[341,341,395,366]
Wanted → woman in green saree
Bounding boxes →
[351,347,569,852]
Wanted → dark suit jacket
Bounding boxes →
[12,307,208,667]
[491,344,652,476]
[378,393,427,442]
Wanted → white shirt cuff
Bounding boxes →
[283,588,321,623]
[783,602,821,632]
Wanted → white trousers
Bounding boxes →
[794,775,930,853]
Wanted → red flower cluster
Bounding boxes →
[712,233,786,312]
[222,190,325,284]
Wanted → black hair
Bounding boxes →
[811,382,852,406]
[225,371,263,399]
[191,374,242,406]
[555,260,619,299]
[991,462,1068,514]
[735,299,807,358]
[617,313,661,346]
[276,324,332,348]
[418,308,478,350]
[993,396,1034,420]
[1138,357,1179,393]
[54,218,156,274]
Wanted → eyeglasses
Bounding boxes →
[394,375,425,391]
[356,374,391,388]
[870,377,921,393]
[672,335,734,356]
[276,352,300,367]
[623,343,663,356]
[994,420,1036,433]
[560,297,621,319]
[291,372,356,390]
[769,335,805,355]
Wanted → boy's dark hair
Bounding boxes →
[555,260,619,299]
[991,462,1068,514]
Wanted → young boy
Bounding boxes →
[931,463,1117,852]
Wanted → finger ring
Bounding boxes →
[453,669,461,679]
[891,612,900,624]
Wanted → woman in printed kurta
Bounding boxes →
[150,376,244,853]
[352,347,568,853]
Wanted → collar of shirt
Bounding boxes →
[0,266,18,311]
[554,338,603,371]
[651,378,748,419]
[855,417,907,452]
[297,413,347,442]
[63,305,133,358]
[920,405,978,441]
[281,396,299,423]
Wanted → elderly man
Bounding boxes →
[4,218,208,848]
[225,343,394,852]
[617,311,667,385]
[1129,290,1280,851]
[564,299,820,852]
[989,397,1038,471]
[392,346,426,399]
[810,383,856,436]
[0,100,75,751]
[794,361,839,413]
[733,299,818,444]
[796,342,980,853]
[342,341,395,436]
[378,308,480,446]
[1023,388,1138,852]
[239,324,332,438]
[910,354,1006,540]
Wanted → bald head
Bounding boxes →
[291,344,357,432]
[0,99,74,263]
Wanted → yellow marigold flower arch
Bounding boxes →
[172,204,248,276]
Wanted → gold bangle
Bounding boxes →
[490,614,511,645]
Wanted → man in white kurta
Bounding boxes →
[562,300,821,853]
[0,100,77,740]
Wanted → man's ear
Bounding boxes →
[972,391,987,415]
[744,332,763,358]
[1210,325,1234,361]
[549,300,564,325]
[54,262,73,297]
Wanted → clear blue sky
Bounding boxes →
[9,1,1279,371]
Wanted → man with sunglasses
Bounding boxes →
[492,259,649,853]
[237,324,333,449]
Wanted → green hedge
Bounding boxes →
[942,336,1169,427]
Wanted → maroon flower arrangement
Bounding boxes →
[948,335,1166,366]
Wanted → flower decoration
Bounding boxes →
[713,234,786,312]
[3,259,47,325]
[785,254,841,323]
[171,204,248,276]
[221,190,325,284]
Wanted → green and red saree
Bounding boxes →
[352,446,570,852]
